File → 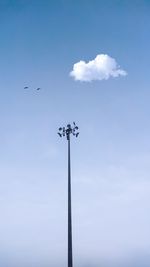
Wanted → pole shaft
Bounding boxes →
[68,136,73,267]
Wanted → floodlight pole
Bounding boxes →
[68,133,72,267]
[58,123,79,267]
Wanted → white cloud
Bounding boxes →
[70,54,127,82]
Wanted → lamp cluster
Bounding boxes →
[58,122,79,140]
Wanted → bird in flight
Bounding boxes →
[23,86,42,91]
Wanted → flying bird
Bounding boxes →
[23,86,42,91]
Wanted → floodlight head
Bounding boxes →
[58,122,79,140]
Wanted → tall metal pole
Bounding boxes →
[58,123,79,267]
[68,135,73,267]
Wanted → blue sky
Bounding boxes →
[1,0,150,266]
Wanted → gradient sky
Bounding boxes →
[1,0,150,266]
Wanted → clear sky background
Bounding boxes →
[0,0,150,266]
